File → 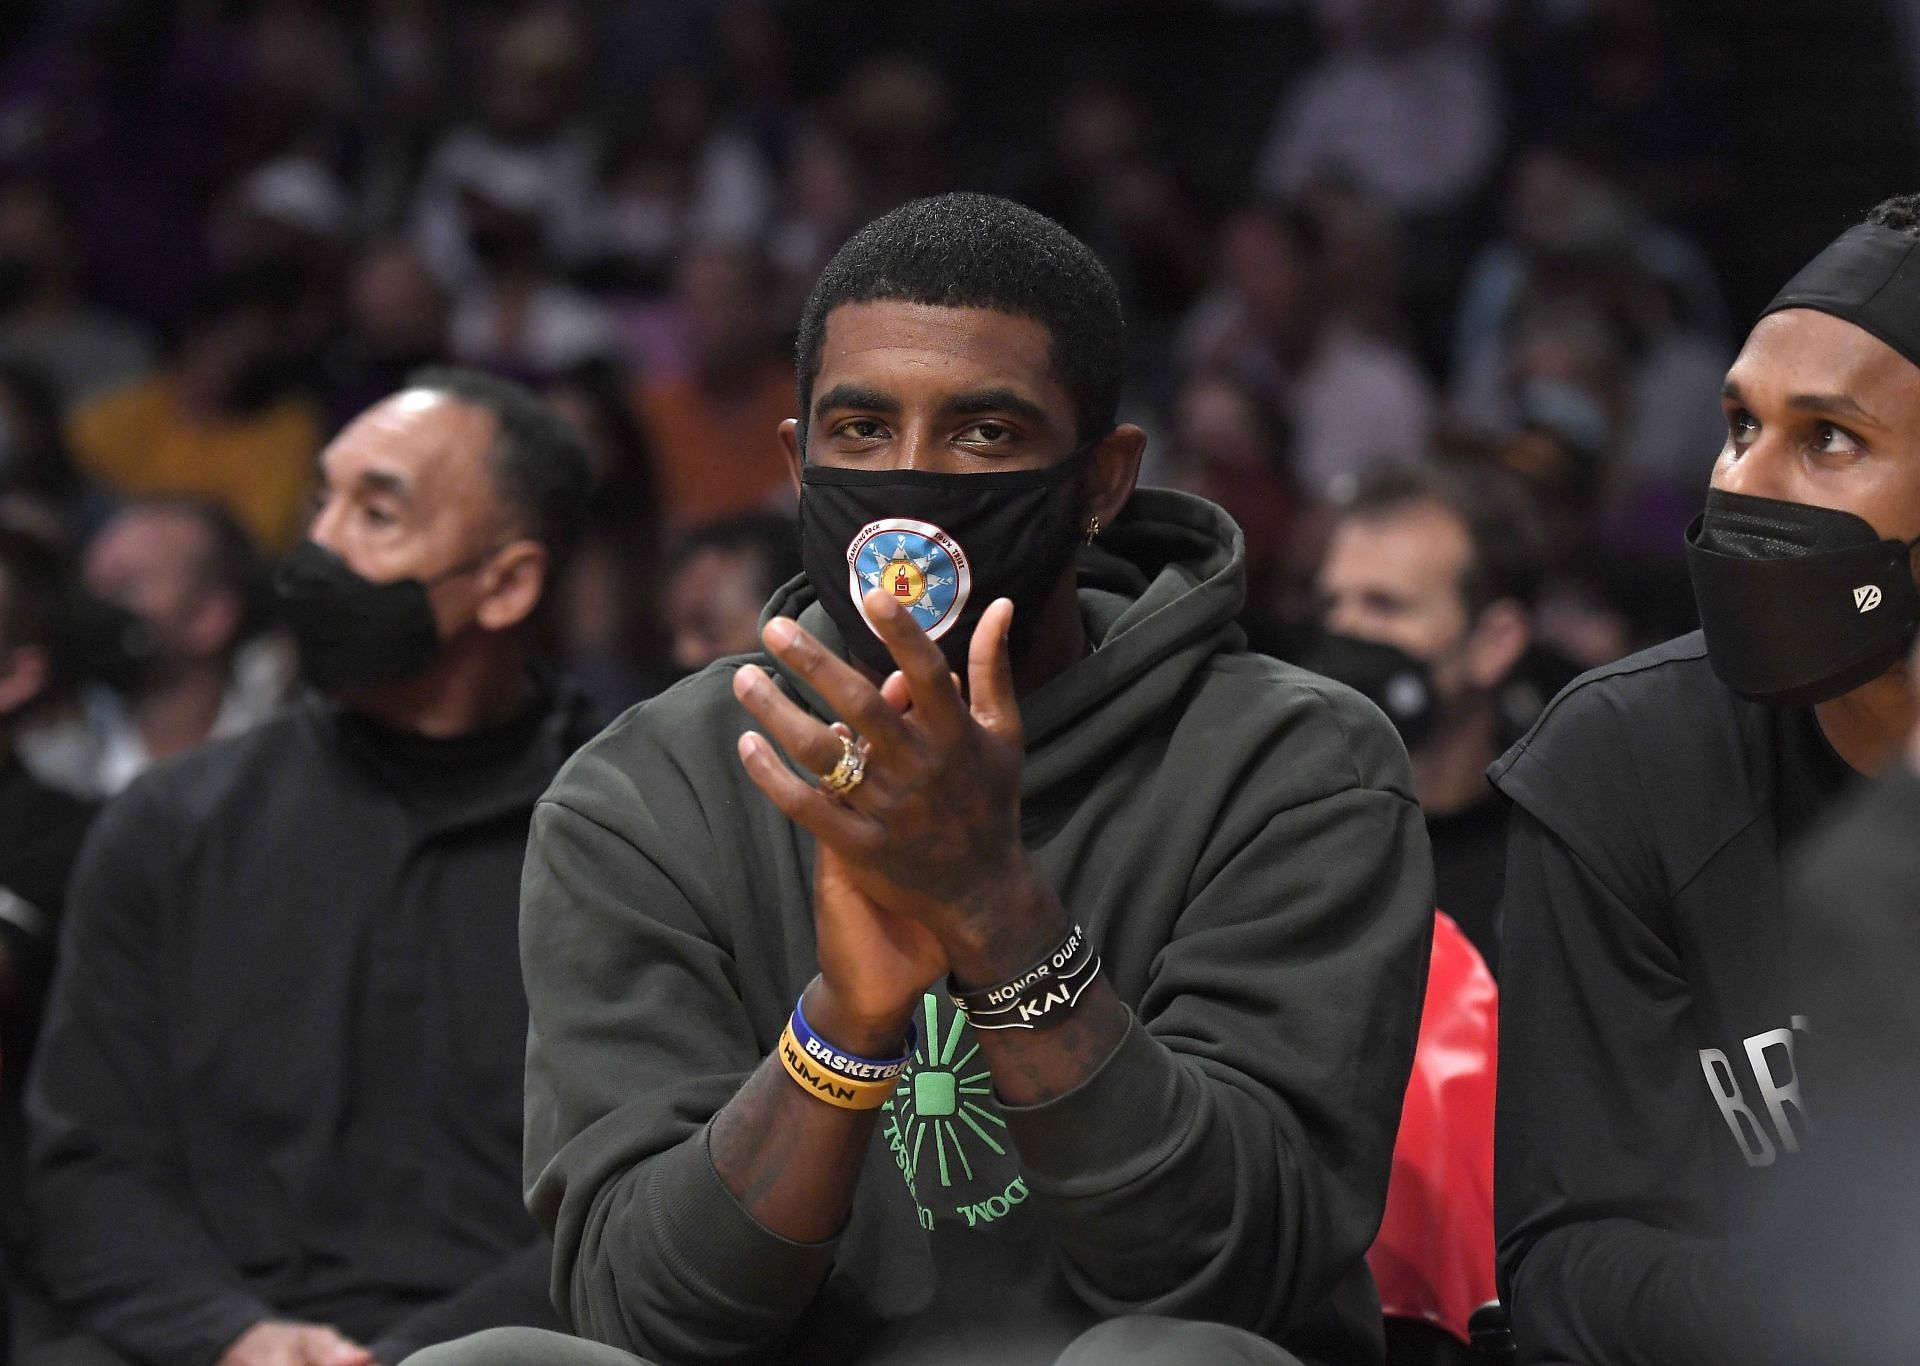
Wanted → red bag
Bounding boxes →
[1366,911,1499,1345]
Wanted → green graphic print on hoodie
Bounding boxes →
[519,489,1434,1366]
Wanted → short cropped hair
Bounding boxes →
[406,366,595,572]
[669,514,802,603]
[794,193,1125,447]
[1864,193,1920,236]
[1336,462,1546,615]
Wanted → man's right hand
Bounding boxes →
[217,1321,376,1366]
[807,840,946,1056]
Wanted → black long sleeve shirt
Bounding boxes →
[1488,634,1851,1366]
[25,690,592,1366]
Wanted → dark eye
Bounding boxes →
[960,421,1013,444]
[1727,408,1758,441]
[839,418,886,441]
[1812,422,1864,456]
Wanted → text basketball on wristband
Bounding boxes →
[789,998,916,1083]
[776,1023,894,1110]
[951,924,1102,1030]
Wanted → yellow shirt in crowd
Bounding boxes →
[68,375,322,554]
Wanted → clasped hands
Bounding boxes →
[732,589,1062,1053]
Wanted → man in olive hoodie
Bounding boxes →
[419,194,1432,1366]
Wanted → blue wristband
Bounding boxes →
[790,997,917,1084]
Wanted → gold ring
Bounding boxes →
[818,733,867,796]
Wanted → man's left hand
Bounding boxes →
[733,590,1061,974]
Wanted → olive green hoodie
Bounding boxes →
[520,488,1432,1366]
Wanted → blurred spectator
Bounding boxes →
[23,371,595,1366]
[767,121,869,327]
[0,179,154,411]
[0,361,114,539]
[1029,80,1213,393]
[832,54,955,210]
[1307,462,1544,970]
[1450,142,1730,493]
[66,284,324,553]
[443,160,618,377]
[1180,203,1435,496]
[205,154,354,352]
[663,512,801,675]
[321,240,453,433]
[592,70,777,301]
[1160,369,1300,620]
[411,9,601,289]
[634,243,795,530]
[542,360,666,717]
[40,498,285,799]
[0,519,96,1135]
[1501,0,1736,233]
[1257,0,1501,220]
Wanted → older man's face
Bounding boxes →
[306,389,519,637]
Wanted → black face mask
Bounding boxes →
[1299,630,1439,749]
[1686,488,1920,708]
[797,450,1091,674]
[274,541,490,693]
[61,593,160,697]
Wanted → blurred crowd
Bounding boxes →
[0,0,1909,892]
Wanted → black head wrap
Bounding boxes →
[1762,223,1920,368]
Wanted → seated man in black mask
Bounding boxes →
[25,369,597,1366]
[416,193,1433,1366]
[1494,195,1920,1364]
[1309,462,1544,974]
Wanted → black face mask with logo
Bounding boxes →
[1299,631,1440,749]
[1686,488,1920,708]
[274,540,493,693]
[796,451,1091,675]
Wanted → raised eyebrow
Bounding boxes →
[940,388,1049,426]
[812,384,900,421]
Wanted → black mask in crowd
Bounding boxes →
[274,541,493,693]
[1686,488,1920,708]
[61,593,160,697]
[797,450,1092,674]
[1300,631,1439,749]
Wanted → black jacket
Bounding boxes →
[521,491,1434,1366]
[1489,634,1852,1365]
[26,687,596,1366]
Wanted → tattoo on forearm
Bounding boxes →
[710,1052,883,1244]
[978,984,1129,1107]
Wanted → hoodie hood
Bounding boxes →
[760,487,1248,805]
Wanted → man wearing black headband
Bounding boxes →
[1493,195,1920,1364]
[417,194,1433,1366]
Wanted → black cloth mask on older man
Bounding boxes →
[275,540,500,693]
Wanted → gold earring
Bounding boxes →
[1084,515,1101,545]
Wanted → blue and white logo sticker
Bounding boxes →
[846,518,971,641]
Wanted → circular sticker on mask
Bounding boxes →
[846,519,971,641]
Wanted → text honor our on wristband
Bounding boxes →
[951,923,1103,1030]
[776,998,917,1111]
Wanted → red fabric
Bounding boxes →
[1366,911,1499,1345]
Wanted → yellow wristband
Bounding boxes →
[776,1022,895,1111]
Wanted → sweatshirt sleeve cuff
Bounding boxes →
[641,1124,840,1319]
[189,1294,278,1366]
[997,1014,1202,1199]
